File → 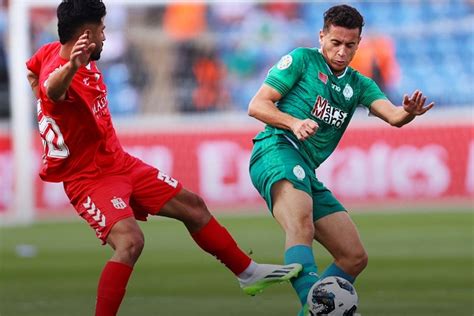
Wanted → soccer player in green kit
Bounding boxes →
[248,4,434,315]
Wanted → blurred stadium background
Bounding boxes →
[0,0,473,315]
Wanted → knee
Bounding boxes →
[341,248,368,276]
[352,249,368,273]
[185,193,211,225]
[115,232,145,264]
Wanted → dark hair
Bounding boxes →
[323,5,364,35]
[57,0,106,44]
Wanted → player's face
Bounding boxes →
[319,24,360,75]
[87,18,106,61]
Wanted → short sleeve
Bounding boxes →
[26,52,42,75]
[358,75,387,109]
[264,48,306,96]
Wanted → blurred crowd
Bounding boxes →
[1,1,473,118]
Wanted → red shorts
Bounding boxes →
[63,158,182,244]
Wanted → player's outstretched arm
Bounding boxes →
[248,84,319,140]
[369,90,434,128]
[46,31,96,102]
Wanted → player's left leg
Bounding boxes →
[299,212,367,316]
[158,187,302,295]
[128,161,301,295]
[313,211,368,283]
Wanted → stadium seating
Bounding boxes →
[22,1,474,115]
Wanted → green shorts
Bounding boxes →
[249,134,345,222]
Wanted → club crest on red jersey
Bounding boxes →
[111,196,127,210]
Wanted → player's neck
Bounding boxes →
[59,43,73,61]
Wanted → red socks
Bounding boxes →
[96,261,133,316]
[95,218,249,315]
[191,216,251,275]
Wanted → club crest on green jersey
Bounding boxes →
[311,95,348,128]
[293,165,306,180]
[343,84,354,100]
[277,55,293,70]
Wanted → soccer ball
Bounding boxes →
[306,276,358,316]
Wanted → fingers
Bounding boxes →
[404,89,434,115]
[70,33,95,67]
[295,119,318,140]
[403,94,409,105]
[415,90,422,104]
[420,101,435,114]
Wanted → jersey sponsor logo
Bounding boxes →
[92,95,108,117]
[157,171,178,188]
[111,196,127,210]
[343,84,353,100]
[277,55,293,70]
[293,165,306,180]
[311,95,348,128]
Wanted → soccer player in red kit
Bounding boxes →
[26,1,302,315]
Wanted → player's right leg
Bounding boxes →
[64,175,144,316]
[95,217,144,316]
[249,134,319,308]
[271,180,319,308]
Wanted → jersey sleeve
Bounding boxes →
[264,48,306,96]
[26,50,43,75]
[358,75,388,109]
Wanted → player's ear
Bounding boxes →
[319,29,324,45]
[83,29,91,39]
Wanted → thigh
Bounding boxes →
[272,180,313,230]
[158,187,211,231]
[64,175,135,245]
[250,134,314,214]
[272,180,314,247]
[128,160,183,218]
[313,212,365,260]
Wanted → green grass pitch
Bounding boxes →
[1,210,473,315]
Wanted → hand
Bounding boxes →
[403,90,434,116]
[70,32,96,69]
[291,118,319,141]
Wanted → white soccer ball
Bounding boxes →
[306,276,358,316]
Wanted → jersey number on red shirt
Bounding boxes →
[37,100,70,159]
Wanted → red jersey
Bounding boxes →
[26,42,136,182]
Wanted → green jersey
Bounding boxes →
[257,47,387,169]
